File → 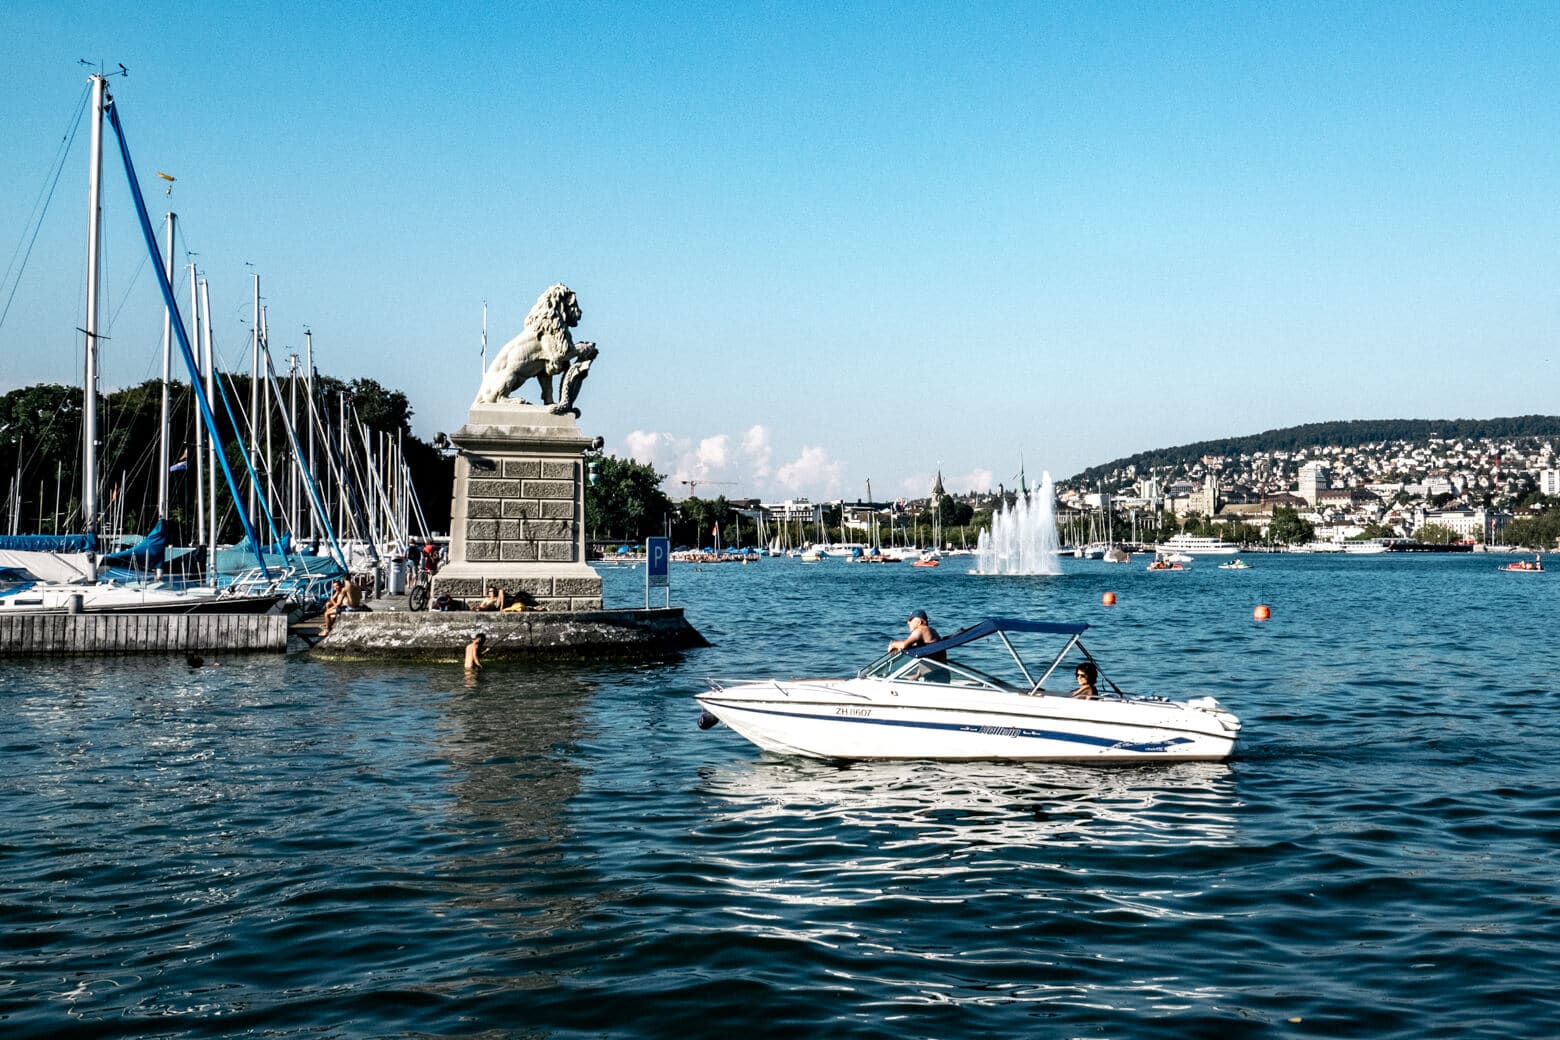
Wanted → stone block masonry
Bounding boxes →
[430,402,601,611]
[463,465,581,571]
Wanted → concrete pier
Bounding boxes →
[307,607,708,662]
[0,612,288,656]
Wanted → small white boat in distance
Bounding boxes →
[1158,534,1240,556]
[1217,559,1251,570]
[697,619,1240,762]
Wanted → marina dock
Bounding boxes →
[0,612,289,657]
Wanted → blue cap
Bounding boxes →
[908,609,928,622]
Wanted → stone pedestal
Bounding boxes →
[431,402,602,611]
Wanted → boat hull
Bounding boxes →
[697,679,1239,762]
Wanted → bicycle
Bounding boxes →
[408,565,433,611]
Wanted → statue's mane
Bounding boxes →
[526,284,574,341]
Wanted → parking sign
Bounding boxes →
[646,536,670,606]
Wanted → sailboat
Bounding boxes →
[0,74,288,615]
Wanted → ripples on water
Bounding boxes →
[1,555,1556,1038]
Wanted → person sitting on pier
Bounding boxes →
[319,579,346,637]
[474,586,507,611]
[1071,661,1099,699]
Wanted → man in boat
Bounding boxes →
[889,609,948,680]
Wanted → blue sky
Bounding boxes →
[3,3,1558,504]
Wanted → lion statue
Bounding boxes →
[473,283,598,415]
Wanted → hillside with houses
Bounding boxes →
[1055,418,1560,548]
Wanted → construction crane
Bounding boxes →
[680,479,736,498]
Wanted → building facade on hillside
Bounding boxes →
[1540,469,1560,496]
[1413,506,1510,542]
[1298,461,1330,505]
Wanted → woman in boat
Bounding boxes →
[1071,661,1099,699]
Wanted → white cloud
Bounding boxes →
[775,445,845,496]
[741,425,772,481]
[951,468,995,494]
[622,430,686,474]
[696,434,730,471]
[625,426,854,500]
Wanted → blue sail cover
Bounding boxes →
[101,519,167,570]
[260,534,293,556]
[0,533,99,553]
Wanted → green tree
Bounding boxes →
[1414,523,1458,544]
[1350,523,1397,540]
[1215,520,1261,545]
[1505,512,1560,549]
[1268,506,1315,545]
[584,454,673,542]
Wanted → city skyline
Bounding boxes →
[3,4,1558,503]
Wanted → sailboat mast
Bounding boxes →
[157,211,176,522]
[82,73,106,538]
[248,273,260,534]
[261,305,276,532]
[189,263,204,548]
[305,329,316,542]
[188,263,205,548]
[199,277,217,578]
[288,353,299,536]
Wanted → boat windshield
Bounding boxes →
[859,652,1023,691]
[856,619,1099,694]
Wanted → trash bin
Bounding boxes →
[386,558,406,595]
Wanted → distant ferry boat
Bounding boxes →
[1158,534,1240,555]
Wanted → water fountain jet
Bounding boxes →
[974,471,1062,575]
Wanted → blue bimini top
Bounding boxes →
[903,617,1088,658]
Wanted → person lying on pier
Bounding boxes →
[474,586,507,611]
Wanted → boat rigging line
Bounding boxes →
[0,81,93,333]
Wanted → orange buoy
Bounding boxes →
[1102,591,1116,606]
[1254,604,1271,620]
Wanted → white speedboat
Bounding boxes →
[696,619,1240,762]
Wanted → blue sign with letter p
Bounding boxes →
[647,537,670,590]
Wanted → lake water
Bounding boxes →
[2,553,1556,1038]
